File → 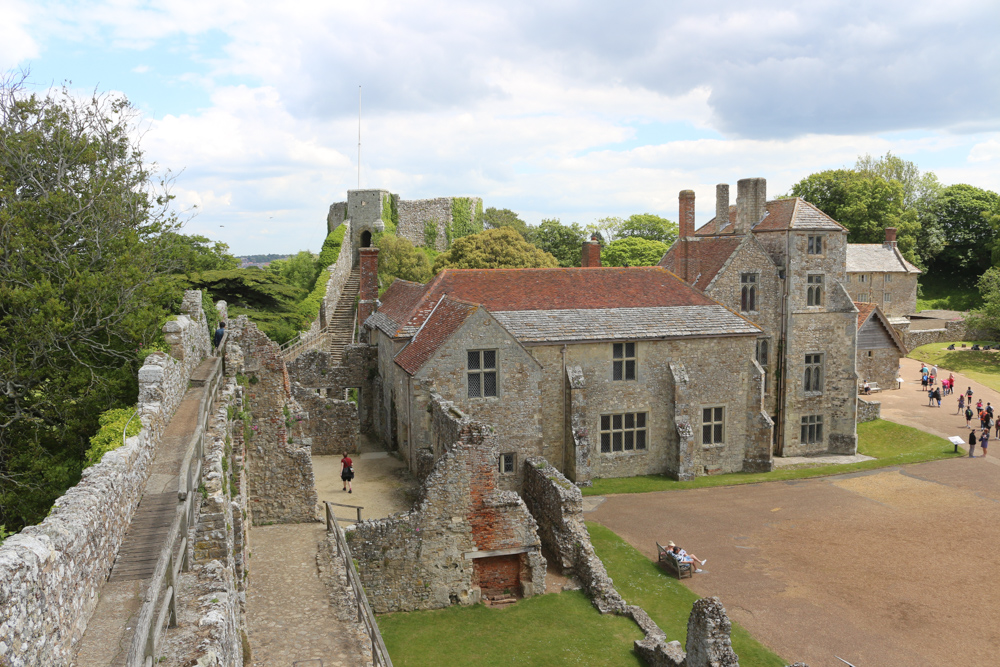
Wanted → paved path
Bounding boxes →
[247,523,366,666]
[880,355,1000,462]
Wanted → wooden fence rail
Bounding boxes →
[324,502,393,667]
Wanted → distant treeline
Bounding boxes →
[240,253,288,266]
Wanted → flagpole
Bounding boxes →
[358,85,361,189]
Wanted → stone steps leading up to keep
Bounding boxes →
[328,268,360,363]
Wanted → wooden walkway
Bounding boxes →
[108,493,178,581]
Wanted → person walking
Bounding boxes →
[922,374,929,390]
[958,394,966,413]
[213,321,226,350]
[967,387,975,404]
[928,389,935,407]
[995,417,1000,439]
[340,453,355,493]
[981,430,990,458]
[930,365,938,385]
[969,429,977,457]
[966,406,975,428]
[933,387,942,407]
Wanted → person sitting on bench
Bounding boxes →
[669,542,707,572]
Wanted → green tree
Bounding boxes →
[601,237,670,267]
[483,207,530,239]
[931,184,1000,278]
[616,213,678,244]
[376,234,433,291]
[789,170,919,264]
[964,267,1000,334]
[268,250,320,291]
[527,219,586,267]
[432,227,559,272]
[0,77,181,530]
[161,232,239,273]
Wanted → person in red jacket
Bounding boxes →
[341,453,354,493]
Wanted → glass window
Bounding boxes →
[702,407,725,445]
[467,350,498,398]
[499,452,515,474]
[807,235,824,255]
[800,415,824,444]
[807,274,824,306]
[613,342,637,381]
[741,273,757,312]
[804,354,823,392]
[600,412,647,453]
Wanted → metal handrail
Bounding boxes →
[324,502,393,667]
[127,355,224,667]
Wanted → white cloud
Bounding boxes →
[0,0,39,68]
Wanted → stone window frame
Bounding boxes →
[807,234,825,256]
[612,342,637,382]
[800,414,824,445]
[884,273,892,283]
[499,452,516,474]
[600,412,648,453]
[859,274,868,283]
[806,274,824,306]
[467,349,498,399]
[740,273,758,312]
[883,292,891,304]
[701,406,725,446]
[755,338,769,367]
[804,353,824,393]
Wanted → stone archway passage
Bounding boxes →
[360,230,372,248]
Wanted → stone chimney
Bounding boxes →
[679,190,699,283]
[358,247,380,329]
[715,183,729,235]
[582,235,602,267]
[735,177,766,234]
[884,227,897,248]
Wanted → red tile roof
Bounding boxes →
[375,279,427,327]
[394,296,479,375]
[658,236,744,290]
[854,301,877,330]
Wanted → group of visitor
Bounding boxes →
[919,363,995,458]
[667,541,707,573]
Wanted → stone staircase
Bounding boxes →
[328,268,360,363]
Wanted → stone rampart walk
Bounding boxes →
[246,523,366,666]
[72,357,218,667]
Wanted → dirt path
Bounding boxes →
[246,523,366,666]
[880,356,1000,462]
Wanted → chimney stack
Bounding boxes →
[735,177,766,234]
[884,227,897,248]
[715,183,729,235]
[679,190,698,283]
[358,247,380,329]
[582,235,602,267]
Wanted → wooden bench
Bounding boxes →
[859,382,882,394]
[656,542,692,579]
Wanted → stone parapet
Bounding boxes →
[857,397,881,423]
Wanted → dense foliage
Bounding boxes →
[601,237,669,267]
[376,234,433,291]
[0,78,182,530]
[84,407,141,467]
[447,197,485,245]
[268,250,320,291]
[432,227,559,272]
[483,207,531,239]
[528,219,587,267]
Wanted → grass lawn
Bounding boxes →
[915,275,982,312]
[587,522,786,667]
[378,588,644,666]
[909,341,1000,393]
[584,419,960,496]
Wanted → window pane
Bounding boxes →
[505,455,514,473]
[624,413,634,429]
[636,413,646,428]
[816,423,823,441]
[714,423,723,442]
[613,432,622,451]
[601,433,611,453]
[624,431,634,450]
[467,351,480,370]
[804,367,811,390]
[749,287,756,311]
[703,425,712,443]
[741,286,748,311]
[625,342,635,358]
[703,408,712,422]
[484,371,497,397]
[636,430,646,449]
[613,360,623,381]
[625,360,636,380]
[601,415,611,430]
[613,414,622,429]
[714,407,723,421]
[613,343,623,359]
[468,373,481,397]
[483,350,496,369]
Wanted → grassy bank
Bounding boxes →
[587,522,786,667]
[584,419,959,496]
[909,341,1000,393]
[915,275,982,312]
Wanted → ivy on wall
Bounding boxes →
[447,197,483,247]
[381,194,397,235]
[424,220,438,248]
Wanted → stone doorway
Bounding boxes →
[474,554,522,604]
[360,230,372,247]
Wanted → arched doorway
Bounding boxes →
[360,230,372,248]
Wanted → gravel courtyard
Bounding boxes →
[588,456,1000,667]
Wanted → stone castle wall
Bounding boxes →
[229,317,317,525]
[287,346,378,436]
[0,293,214,667]
[291,383,359,455]
[328,194,483,252]
[857,397,881,423]
[902,319,994,351]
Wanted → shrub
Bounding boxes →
[84,407,141,467]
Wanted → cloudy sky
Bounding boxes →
[4,0,999,255]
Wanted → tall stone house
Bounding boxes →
[364,265,773,486]
[844,228,921,322]
[659,179,859,457]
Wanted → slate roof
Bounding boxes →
[492,305,760,343]
[394,296,479,374]
[696,198,846,234]
[658,236,744,290]
[368,266,760,348]
[846,244,921,273]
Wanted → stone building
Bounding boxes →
[855,302,907,390]
[364,263,773,485]
[844,227,921,321]
[659,179,859,457]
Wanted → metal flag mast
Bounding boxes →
[358,85,361,189]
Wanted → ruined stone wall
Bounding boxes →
[397,197,452,250]
[857,397,881,423]
[857,346,901,389]
[845,270,918,318]
[287,345,377,435]
[0,305,213,667]
[903,319,994,350]
[291,383,359,454]
[327,201,348,235]
[351,398,544,613]
[229,317,317,525]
